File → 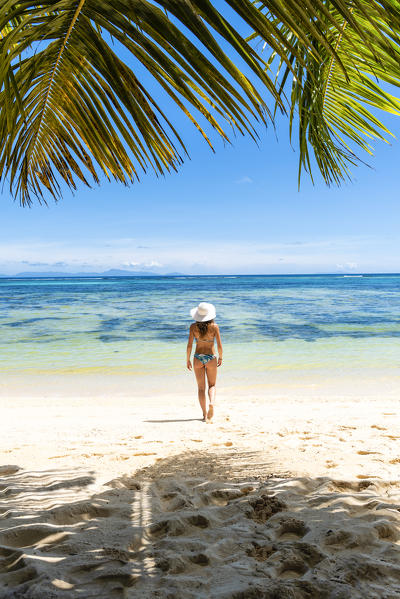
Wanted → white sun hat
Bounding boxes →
[190,302,216,322]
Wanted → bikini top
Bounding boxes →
[195,337,214,343]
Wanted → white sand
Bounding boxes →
[0,379,399,598]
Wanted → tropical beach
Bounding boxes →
[1,275,400,597]
[2,1,400,597]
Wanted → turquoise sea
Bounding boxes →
[0,274,399,381]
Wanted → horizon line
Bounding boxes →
[1,272,400,279]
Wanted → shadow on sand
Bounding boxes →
[0,450,399,598]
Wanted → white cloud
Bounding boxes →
[235,176,253,184]
[145,260,162,268]
[0,235,398,275]
[122,261,140,267]
[336,262,358,271]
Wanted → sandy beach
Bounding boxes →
[2,0,400,591]
[1,377,399,598]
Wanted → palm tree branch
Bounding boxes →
[321,8,354,114]
[25,1,86,159]
[2,1,400,202]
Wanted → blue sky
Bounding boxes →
[1,26,400,275]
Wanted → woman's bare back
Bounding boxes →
[192,322,216,354]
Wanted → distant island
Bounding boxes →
[0,269,184,278]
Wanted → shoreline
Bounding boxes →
[0,367,399,399]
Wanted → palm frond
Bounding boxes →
[254,0,400,185]
[2,1,400,203]
[0,0,283,204]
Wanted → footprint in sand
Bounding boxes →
[156,555,187,574]
[209,488,244,505]
[357,450,380,455]
[186,513,210,528]
[149,517,186,538]
[189,552,209,566]
[389,458,400,464]
[276,517,308,541]
[251,541,324,579]
[162,491,193,512]
[149,512,209,539]
[371,425,387,431]
[279,558,308,579]
[247,495,286,524]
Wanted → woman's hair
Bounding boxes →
[197,319,214,337]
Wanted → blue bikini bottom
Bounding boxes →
[194,353,216,365]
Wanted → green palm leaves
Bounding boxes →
[1,1,400,204]
[261,1,400,185]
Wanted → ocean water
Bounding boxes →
[0,274,399,381]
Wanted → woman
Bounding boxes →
[186,302,223,422]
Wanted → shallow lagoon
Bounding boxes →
[1,274,399,380]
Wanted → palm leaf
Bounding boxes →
[0,0,282,204]
[2,1,400,203]
[254,0,400,185]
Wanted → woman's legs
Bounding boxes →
[205,358,218,422]
[194,358,207,420]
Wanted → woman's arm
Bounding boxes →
[186,325,194,370]
[215,324,223,367]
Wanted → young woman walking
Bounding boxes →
[186,302,223,422]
